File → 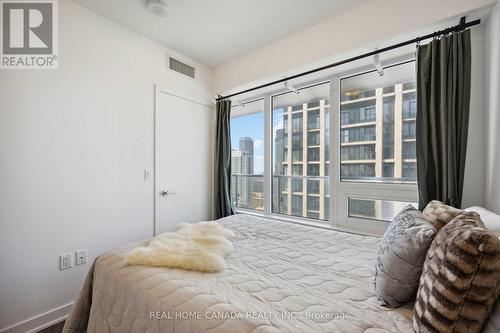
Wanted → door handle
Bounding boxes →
[161,190,176,196]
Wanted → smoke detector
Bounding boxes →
[146,0,168,17]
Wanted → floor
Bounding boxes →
[38,321,64,333]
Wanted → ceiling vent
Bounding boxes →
[168,57,195,79]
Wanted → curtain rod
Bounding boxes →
[216,17,480,102]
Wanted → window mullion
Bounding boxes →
[330,76,340,226]
[263,94,272,215]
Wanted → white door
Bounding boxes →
[156,89,213,234]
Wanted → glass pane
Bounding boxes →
[230,99,265,211]
[348,198,418,221]
[272,82,330,221]
[340,61,417,183]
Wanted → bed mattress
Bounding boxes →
[63,214,414,333]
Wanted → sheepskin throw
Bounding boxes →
[413,212,500,333]
[374,205,437,307]
[422,200,463,231]
[127,221,235,272]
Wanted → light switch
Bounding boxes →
[144,169,152,182]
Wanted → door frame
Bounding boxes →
[154,85,215,236]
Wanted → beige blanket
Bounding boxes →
[63,214,414,333]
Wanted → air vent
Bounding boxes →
[168,57,195,79]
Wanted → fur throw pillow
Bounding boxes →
[422,200,464,231]
[413,212,500,333]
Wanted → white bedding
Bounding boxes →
[63,214,414,333]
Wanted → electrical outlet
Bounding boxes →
[75,249,88,265]
[60,253,73,270]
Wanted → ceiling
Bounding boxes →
[70,0,371,68]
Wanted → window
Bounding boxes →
[340,126,376,143]
[383,162,394,178]
[403,121,416,140]
[348,198,417,221]
[340,61,417,183]
[292,149,302,162]
[308,111,320,130]
[308,132,320,146]
[403,92,417,119]
[341,102,376,126]
[403,142,416,159]
[231,60,417,233]
[292,134,302,149]
[230,99,264,211]
[292,114,303,132]
[272,82,330,221]
[341,144,375,160]
[383,96,395,159]
[402,162,417,179]
[308,164,320,176]
[291,195,303,216]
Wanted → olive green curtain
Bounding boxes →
[416,30,471,210]
[214,99,235,219]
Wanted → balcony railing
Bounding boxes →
[231,174,330,221]
[272,175,329,220]
[231,174,264,211]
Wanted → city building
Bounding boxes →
[340,81,417,181]
[273,98,330,220]
[273,81,417,220]
[239,137,254,157]
[231,137,255,208]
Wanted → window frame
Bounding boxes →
[229,56,418,235]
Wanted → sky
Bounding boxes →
[231,109,284,174]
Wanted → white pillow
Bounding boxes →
[464,206,500,231]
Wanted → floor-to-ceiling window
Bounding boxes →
[271,82,330,221]
[339,62,417,183]
[339,61,418,224]
[228,59,418,233]
[230,99,265,211]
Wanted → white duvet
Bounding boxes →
[63,214,414,333]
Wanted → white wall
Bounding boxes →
[462,26,487,209]
[214,0,495,94]
[0,0,213,331]
[485,2,500,213]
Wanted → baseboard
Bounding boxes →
[0,302,73,333]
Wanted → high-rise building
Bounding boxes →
[231,137,255,208]
[239,137,254,157]
[274,98,330,220]
[341,82,417,219]
[274,129,285,176]
[340,82,417,180]
[273,81,417,221]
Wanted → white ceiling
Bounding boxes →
[70,0,371,68]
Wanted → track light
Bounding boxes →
[373,53,384,76]
[284,81,300,94]
[146,0,169,17]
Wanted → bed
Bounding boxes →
[63,214,414,333]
